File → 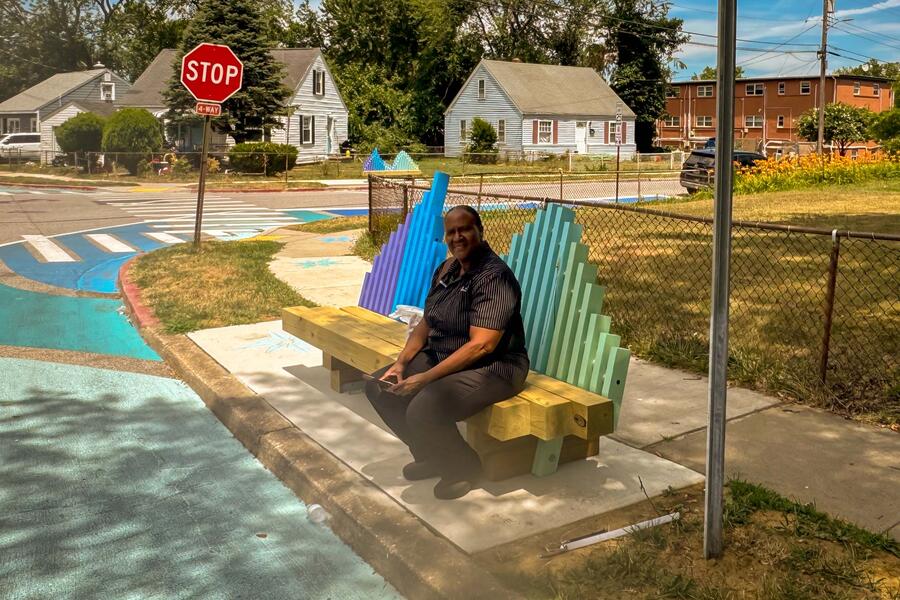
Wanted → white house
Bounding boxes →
[39,100,117,161]
[444,59,637,158]
[117,48,348,161]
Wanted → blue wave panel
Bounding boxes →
[0,283,160,361]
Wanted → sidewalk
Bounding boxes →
[192,226,899,546]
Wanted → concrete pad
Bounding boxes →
[269,255,368,307]
[653,405,900,540]
[189,321,705,554]
[270,227,362,258]
[612,358,783,449]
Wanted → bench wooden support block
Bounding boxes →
[531,437,564,477]
[465,398,531,441]
[466,422,600,482]
[324,353,365,393]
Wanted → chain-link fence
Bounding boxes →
[369,175,899,418]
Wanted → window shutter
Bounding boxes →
[311,115,316,144]
[532,120,538,144]
[312,70,317,94]
[552,120,558,144]
[621,122,627,144]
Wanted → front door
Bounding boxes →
[575,121,587,154]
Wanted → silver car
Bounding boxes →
[0,133,42,160]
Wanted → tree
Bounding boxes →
[55,112,106,152]
[836,60,900,109]
[691,65,744,80]
[600,0,688,152]
[870,108,900,152]
[797,103,874,156]
[162,0,292,144]
[101,108,163,173]
[283,0,325,47]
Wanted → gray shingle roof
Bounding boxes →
[117,48,322,109]
[0,69,107,113]
[43,100,119,120]
[482,60,636,117]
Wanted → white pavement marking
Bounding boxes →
[144,232,185,244]
[85,233,136,253]
[22,234,76,262]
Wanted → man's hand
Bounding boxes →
[389,372,429,397]
[381,362,406,384]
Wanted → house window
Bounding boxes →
[29,117,37,132]
[7,118,20,133]
[101,82,115,101]
[460,119,467,141]
[607,121,622,144]
[663,115,680,127]
[538,120,553,143]
[778,81,785,95]
[312,70,325,95]
[800,81,811,95]
[666,87,680,98]
[696,115,712,128]
[874,83,881,96]
[497,119,505,142]
[746,83,764,96]
[745,115,763,128]
[853,81,861,96]
[777,115,785,128]
[697,85,714,97]
[302,115,314,144]
[477,79,485,100]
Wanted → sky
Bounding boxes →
[667,0,900,80]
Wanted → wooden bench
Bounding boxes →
[283,305,616,480]
[283,199,630,481]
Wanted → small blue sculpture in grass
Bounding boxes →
[362,148,386,172]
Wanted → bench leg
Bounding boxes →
[531,437,564,477]
[323,353,364,393]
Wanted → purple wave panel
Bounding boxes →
[358,222,410,315]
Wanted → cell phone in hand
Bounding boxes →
[362,373,398,390]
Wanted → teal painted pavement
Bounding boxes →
[0,358,402,600]
[0,283,159,361]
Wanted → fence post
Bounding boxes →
[637,158,642,200]
[477,173,483,211]
[559,169,563,201]
[367,174,374,235]
[819,230,841,384]
[401,181,409,221]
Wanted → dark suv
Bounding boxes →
[680,149,765,193]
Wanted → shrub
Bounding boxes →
[228,142,298,175]
[55,112,105,153]
[465,117,498,164]
[171,157,192,175]
[101,108,164,174]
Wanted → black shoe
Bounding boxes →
[433,476,474,500]
[402,460,441,481]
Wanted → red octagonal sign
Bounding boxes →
[180,43,243,104]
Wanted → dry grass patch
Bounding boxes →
[289,216,369,234]
[131,240,313,333]
[481,481,899,600]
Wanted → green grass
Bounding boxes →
[131,240,313,334]
[483,481,899,600]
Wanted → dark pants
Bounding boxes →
[365,351,523,479]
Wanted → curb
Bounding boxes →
[117,261,517,600]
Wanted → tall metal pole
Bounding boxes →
[193,115,211,250]
[704,0,737,560]
[817,0,832,154]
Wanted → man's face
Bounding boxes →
[444,209,482,262]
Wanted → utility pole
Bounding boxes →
[817,0,834,154]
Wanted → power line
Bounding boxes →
[831,23,900,52]
[0,47,68,72]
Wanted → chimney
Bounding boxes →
[511,57,522,63]
[93,62,105,69]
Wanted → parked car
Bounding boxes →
[680,149,765,193]
[0,133,42,160]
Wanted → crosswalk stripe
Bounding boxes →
[85,234,136,253]
[22,234,77,262]
[144,232,185,244]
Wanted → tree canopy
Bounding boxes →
[691,65,745,80]
[797,103,875,156]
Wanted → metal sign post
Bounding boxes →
[193,114,212,249]
[615,102,623,203]
[704,0,737,559]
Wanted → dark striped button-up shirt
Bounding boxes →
[423,242,530,384]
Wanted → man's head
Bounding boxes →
[444,205,484,263]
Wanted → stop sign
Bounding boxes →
[180,43,243,104]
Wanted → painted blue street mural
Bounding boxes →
[0,283,160,360]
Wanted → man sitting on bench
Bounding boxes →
[365,206,530,500]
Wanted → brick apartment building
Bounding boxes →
[657,74,894,154]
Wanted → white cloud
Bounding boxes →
[831,0,900,19]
